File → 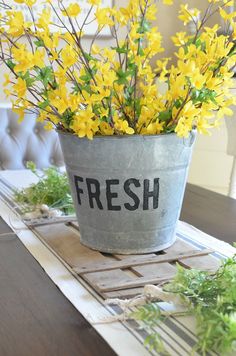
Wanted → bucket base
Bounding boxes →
[80,234,177,255]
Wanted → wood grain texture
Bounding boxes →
[180,255,220,272]
[0,218,115,356]
[74,248,213,274]
[181,184,236,244]
[34,223,107,268]
[131,262,176,279]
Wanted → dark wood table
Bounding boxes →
[181,184,236,245]
[0,184,235,356]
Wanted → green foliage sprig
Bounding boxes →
[131,256,236,355]
[14,162,74,215]
[131,303,168,355]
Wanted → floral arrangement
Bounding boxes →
[0,0,235,139]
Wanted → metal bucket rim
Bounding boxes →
[57,129,196,141]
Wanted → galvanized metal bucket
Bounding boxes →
[58,131,196,254]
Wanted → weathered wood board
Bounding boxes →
[33,221,220,299]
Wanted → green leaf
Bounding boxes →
[191,88,217,105]
[72,82,82,94]
[80,72,92,83]
[138,19,151,34]
[18,70,35,88]
[111,45,128,54]
[6,59,15,70]
[34,39,44,48]
[38,99,50,109]
[36,66,54,87]
[127,60,136,72]
[116,77,128,85]
[116,69,132,85]
[62,108,74,127]
[159,109,172,122]
[26,161,37,173]
[124,86,134,103]
[14,166,75,215]
[82,84,92,94]
[84,52,94,62]
[174,99,183,109]
[135,98,141,117]
[137,46,145,56]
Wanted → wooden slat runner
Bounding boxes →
[180,255,220,272]
[83,272,174,293]
[32,221,220,299]
[73,248,213,274]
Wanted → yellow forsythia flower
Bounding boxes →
[13,0,36,4]
[62,3,81,17]
[0,0,236,140]
[163,0,173,5]
[88,0,101,5]
[13,78,27,98]
[95,8,114,26]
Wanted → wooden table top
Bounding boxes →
[181,184,236,244]
[0,183,235,356]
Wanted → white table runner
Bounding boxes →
[0,170,235,356]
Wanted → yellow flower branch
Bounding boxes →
[0,0,235,138]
